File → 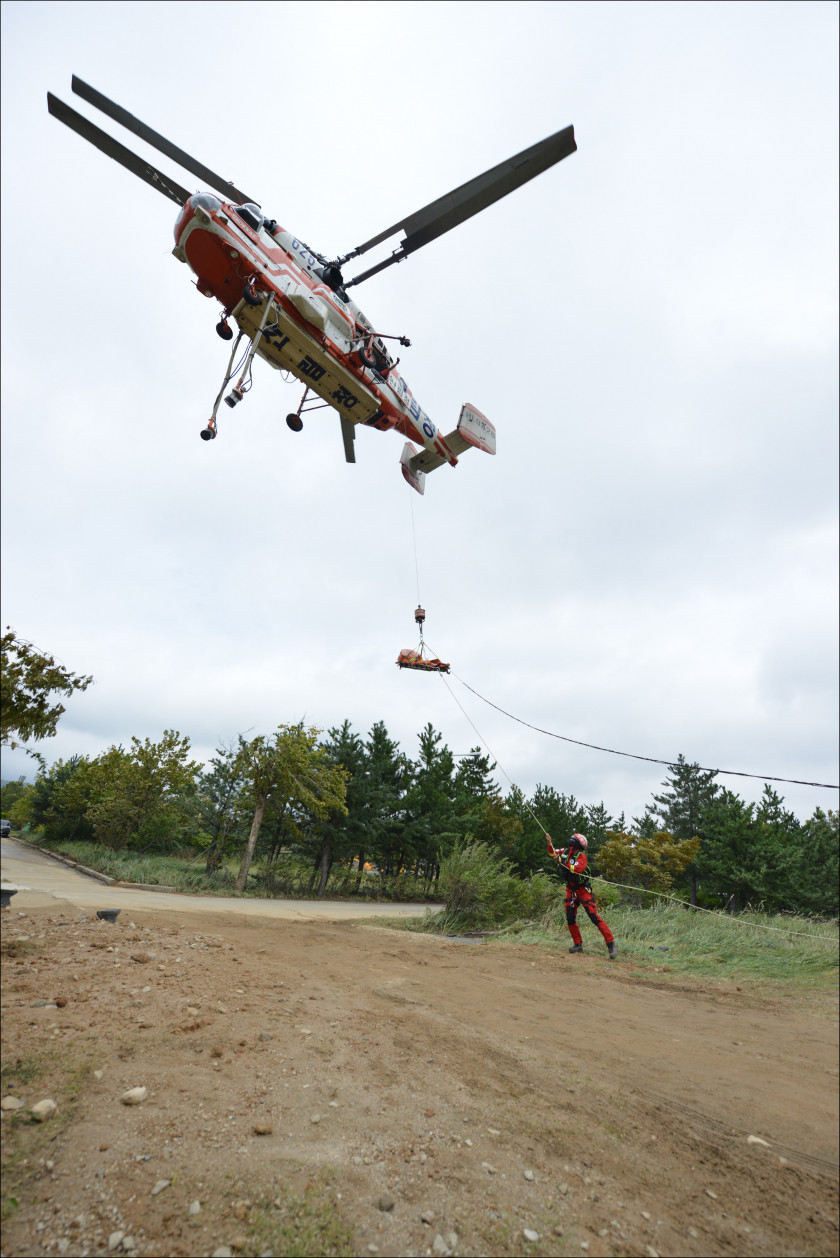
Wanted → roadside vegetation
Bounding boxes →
[2,644,837,929]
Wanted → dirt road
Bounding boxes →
[1,841,837,1258]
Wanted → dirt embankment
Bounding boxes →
[1,893,838,1258]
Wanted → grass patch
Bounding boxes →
[388,840,838,986]
[246,1178,354,1257]
[0,1041,104,1211]
[28,837,436,902]
[501,900,838,984]
[0,937,42,960]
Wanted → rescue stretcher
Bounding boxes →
[396,647,450,674]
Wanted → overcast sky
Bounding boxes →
[1,0,837,826]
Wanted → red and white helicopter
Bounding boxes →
[48,78,576,494]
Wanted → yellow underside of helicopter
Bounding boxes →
[236,298,385,427]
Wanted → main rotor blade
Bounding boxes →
[48,93,191,206]
[71,76,256,206]
[344,123,577,286]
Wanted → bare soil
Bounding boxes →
[1,886,838,1258]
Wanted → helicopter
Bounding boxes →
[48,78,576,494]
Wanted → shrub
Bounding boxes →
[439,837,564,928]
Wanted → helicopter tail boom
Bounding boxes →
[400,404,495,493]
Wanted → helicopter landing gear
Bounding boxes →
[199,296,273,441]
[242,278,262,306]
[216,318,234,340]
[357,337,378,370]
[355,329,411,373]
[286,385,330,433]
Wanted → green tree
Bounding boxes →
[197,741,250,875]
[470,793,524,855]
[797,807,839,917]
[631,807,659,839]
[694,785,804,913]
[597,829,701,893]
[651,755,719,903]
[0,777,29,823]
[509,784,587,877]
[234,724,348,892]
[695,789,755,910]
[453,748,498,838]
[308,721,367,895]
[752,785,801,910]
[401,724,458,881]
[584,801,613,862]
[1,628,92,755]
[85,731,201,850]
[30,755,97,843]
[356,720,411,882]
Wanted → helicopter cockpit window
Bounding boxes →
[233,203,264,231]
[192,193,221,214]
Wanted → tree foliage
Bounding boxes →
[16,711,837,919]
[234,724,348,892]
[84,732,201,851]
[1,628,93,753]
[651,755,719,903]
[596,829,701,893]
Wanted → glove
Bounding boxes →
[546,834,556,856]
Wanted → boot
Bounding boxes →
[607,940,618,960]
[568,943,583,954]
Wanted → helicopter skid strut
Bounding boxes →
[200,294,271,441]
[285,386,330,433]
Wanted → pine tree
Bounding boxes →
[198,741,248,874]
[402,724,458,880]
[651,755,719,904]
[361,721,411,877]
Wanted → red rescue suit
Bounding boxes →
[553,846,614,946]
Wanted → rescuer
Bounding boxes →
[547,832,618,960]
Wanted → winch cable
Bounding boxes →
[431,665,836,944]
[408,495,422,609]
[445,672,838,792]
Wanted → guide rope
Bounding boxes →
[448,673,838,791]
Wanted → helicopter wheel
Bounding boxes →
[242,283,262,307]
[357,346,377,369]
[286,414,303,432]
[199,427,217,441]
[216,320,234,340]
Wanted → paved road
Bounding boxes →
[0,837,439,920]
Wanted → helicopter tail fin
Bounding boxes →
[400,443,426,495]
[400,405,494,493]
[449,403,496,456]
[425,403,496,463]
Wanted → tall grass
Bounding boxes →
[407,838,565,933]
[27,838,435,901]
[496,900,838,982]
[397,840,838,983]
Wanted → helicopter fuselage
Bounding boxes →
[173,194,455,467]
